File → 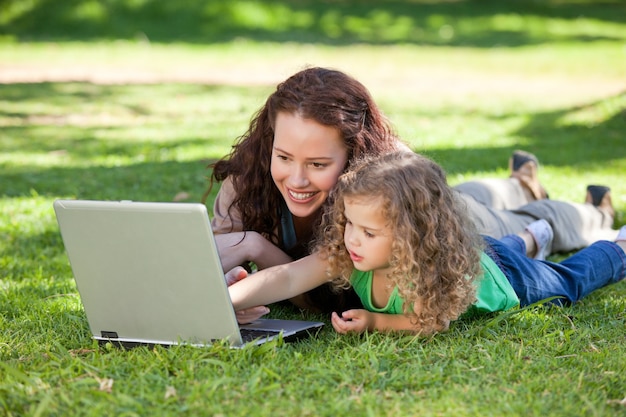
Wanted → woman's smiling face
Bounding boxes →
[270,111,348,220]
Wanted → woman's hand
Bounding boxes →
[235,306,270,324]
[225,266,271,324]
[224,265,248,286]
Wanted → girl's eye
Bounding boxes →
[364,231,375,238]
[310,162,327,168]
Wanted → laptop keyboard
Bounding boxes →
[239,328,281,343]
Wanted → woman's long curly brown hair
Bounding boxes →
[204,67,401,245]
[316,152,484,331]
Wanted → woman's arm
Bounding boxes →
[228,253,331,311]
[214,232,293,272]
[212,177,293,271]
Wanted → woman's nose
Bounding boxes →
[288,165,310,188]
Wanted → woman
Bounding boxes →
[206,67,406,312]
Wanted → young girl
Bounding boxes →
[228,152,626,335]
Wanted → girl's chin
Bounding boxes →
[350,259,367,270]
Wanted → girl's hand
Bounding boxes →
[331,310,373,334]
[225,266,270,324]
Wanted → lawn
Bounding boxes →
[1,1,626,416]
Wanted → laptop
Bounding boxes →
[53,199,324,348]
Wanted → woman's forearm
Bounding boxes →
[214,231,293,271]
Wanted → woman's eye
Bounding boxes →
[310,162,327,168]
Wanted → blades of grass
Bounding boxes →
[0,361,35,386]
[476,296,565,336]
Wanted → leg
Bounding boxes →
[484,235,626,306]
[499,219,554,260]
[459,191,617,254]
[454,178,533,210]
[453,150,548,210]
[514,199,616,253]
[498,235,527,255]
[457,192,536,238]
[454,149,616,254]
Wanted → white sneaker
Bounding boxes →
[525,219,554,260]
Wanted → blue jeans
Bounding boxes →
[484,235,626,306]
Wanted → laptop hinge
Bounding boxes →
[101,331,119,339]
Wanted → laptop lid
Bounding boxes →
[53,199,323,348]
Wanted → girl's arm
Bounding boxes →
[332,300,451,335]
[228,253,331,311]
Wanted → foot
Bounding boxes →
[525,219,554,260]
[509,150,550,201]
[585,185,615,219]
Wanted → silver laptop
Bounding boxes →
[53,199,324,348]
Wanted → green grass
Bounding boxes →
[1,1,626,416]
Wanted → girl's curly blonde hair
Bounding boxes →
[315,151,484,330]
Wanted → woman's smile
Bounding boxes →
[287,188,319,202]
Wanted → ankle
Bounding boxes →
[524,219,554,260]
[519,231,538,257]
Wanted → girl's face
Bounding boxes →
[343,197,394,275]
[271,112,348,220]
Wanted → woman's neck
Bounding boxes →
[291,210,320,240]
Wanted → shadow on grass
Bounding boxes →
[0,82,262,124]
[2,0,625,47]
[1,82,625,200]
[0,159,214,202]
[423,90,626,175]
[1,123,218,160]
